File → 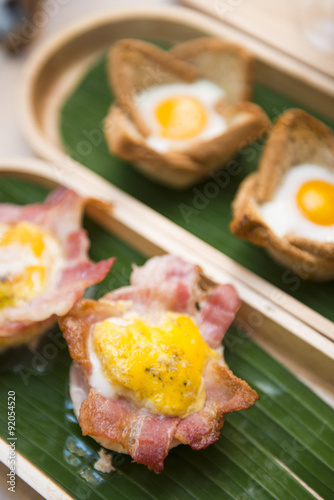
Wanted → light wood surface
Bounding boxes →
[181,0,334,119]
[1,157,333,408]
[0,440,70,500]
[0,461,43,500]
[182,0,334,78]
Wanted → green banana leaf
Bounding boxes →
[60,52,334,322]
[0,178,333,500]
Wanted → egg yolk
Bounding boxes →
[296,180,334,226]
[155,96,207,140]
[92,312,217,418]
[0,222,48,310]
[1,221,45,256]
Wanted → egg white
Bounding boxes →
[259,164,334,242]
[135,79,227,153]
[87,317,132,401]
[0,244,39,277]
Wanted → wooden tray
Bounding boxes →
[19,5,334,388]
[0,155,333,500]
[5,7,333,496]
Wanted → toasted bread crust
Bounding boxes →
[105,101,269,188]
[109,39,199,137]
[171,37,254,103]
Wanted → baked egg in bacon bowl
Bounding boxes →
[230,109,334,281]
[59,255,259,473]
[0,188,114,350]
[104,38,270,188]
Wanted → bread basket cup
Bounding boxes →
[104,38,270,189]
[230,109,334,281]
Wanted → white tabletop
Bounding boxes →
[0,0,176,157]
[0,2,174,498]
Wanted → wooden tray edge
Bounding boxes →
[180,0,334,120]
[0,438,72,500]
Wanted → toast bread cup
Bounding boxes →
[230,109,334,281]
[104,38,270,189]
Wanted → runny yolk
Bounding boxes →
[0,222,47,309]
[92,312,217,418]
[1,222,45,256]
[155,95,207,140]
[296,180,334,226]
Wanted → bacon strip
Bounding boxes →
[59,298,124,374]
[0,188,114,345]
[79,390,179,473]
[61,255,258,472]
[196,284,242,348]
[130,255,202,312]
[175,363,258,449]
[0,188,84,236]
[131,255,200,288]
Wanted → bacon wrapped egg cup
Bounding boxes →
[0,188,114,350]
[60,255,259,473]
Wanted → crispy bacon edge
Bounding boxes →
[0,187,114,349]
[59,255,259,473]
